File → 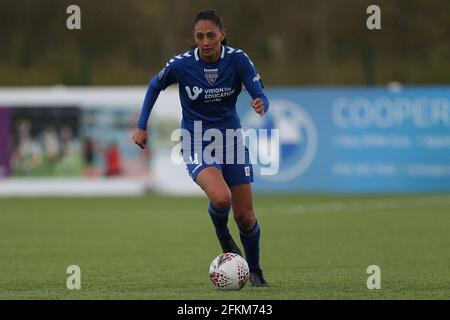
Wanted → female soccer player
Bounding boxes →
[132,10,269,287]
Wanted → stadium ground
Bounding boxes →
[0,194,449,299]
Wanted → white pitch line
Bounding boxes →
[260,195,450,215]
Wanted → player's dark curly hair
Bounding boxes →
[193,10,227,46]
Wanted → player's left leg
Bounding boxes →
[230,183,269,287]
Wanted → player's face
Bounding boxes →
[194,20,225,62]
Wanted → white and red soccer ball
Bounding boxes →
[209,252,249,290]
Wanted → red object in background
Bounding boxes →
[104,144,122,176]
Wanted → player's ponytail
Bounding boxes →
[193,10,227,46]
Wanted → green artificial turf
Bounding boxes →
[1,194,449,299]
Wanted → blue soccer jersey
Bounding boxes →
[137,45,269,132]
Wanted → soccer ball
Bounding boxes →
[209,252,249,290]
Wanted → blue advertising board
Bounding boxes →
[237,86,450,193]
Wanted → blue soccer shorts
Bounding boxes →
[181,132,254,187]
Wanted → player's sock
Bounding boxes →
[238,220,260,272]
[208,202,231,241]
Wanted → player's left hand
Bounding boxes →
[251,98,265,117]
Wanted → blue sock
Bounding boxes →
[208,203,231,241]
[239,221,261,272]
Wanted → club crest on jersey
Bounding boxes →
[204,68,219,85]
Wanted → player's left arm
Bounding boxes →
[238,52,270,117]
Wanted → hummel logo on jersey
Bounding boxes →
[204,68,219,85]
[253,74,261,82]
[185,86,203,100]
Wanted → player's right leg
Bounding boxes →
[195,167,243,256]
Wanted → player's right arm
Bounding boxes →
[132,62,177,149]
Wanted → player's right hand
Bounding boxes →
[132,128,148,149]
